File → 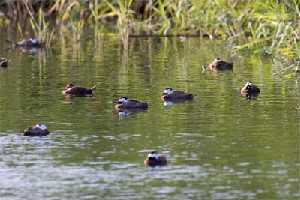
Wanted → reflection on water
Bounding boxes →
[0,31,299,199]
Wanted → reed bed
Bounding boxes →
[0,0,300,70]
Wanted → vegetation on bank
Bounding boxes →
[0,0,300,71]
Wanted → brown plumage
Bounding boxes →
[24,124,49,137]
[208,58,233,71]
[114,97,148,110]
[63,83,96,97]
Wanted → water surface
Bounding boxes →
[0,32,299,199]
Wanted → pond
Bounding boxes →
[0,31,299,199]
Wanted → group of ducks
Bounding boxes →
[1,38,261,167]
[23,80,260,167]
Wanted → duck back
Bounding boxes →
[64,87,93,96]
[163,91,193,101]
[24,127,49,136]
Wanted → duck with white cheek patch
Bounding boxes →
[62,83,96,97]
[114,97,148,110]
[144,151,167,167]
[240,82,260,99]
[161,88,193,102]
[23,124,50,136]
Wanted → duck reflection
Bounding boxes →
[117,108,148,119]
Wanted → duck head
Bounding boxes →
[163,88,174,95]
[245,81,253,91]
[147,151,160,161]
[64,83,75,90]
[34,124,48,130]
[117,96,129,104]
[29,38,40,44]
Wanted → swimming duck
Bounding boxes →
[16,38,43,48]
[144,151,167,167]
[62,83,96,97]
[161,88,193,102]
[208,58,233,71]
[114,97,148,110]
[23,124,49,136]
[0,58,8,67]
[240,82,260,98]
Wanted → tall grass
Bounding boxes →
[0,0,300,69]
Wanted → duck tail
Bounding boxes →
[91,85,96,90]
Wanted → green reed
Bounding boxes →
[1,0,300,71]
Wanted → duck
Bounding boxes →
[208,58,233,71]
[23,124,49,136]
[0,58,8,67]
[161,88,193,102]
[240,82,260,98]
[144,151,167,167]
[114,97,148,110]
[62,83,96,97]
[16,38,43,48]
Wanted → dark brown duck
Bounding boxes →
[208,58,233,71]
[24,124,49,137]
[0,58,8,67]
[114,97,148,110]
[144,151,167,167]
[161,88,193,102]
[16,38,43,48]
[240,82,260,98]
[63,83,96,97]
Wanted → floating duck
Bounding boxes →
[16,38,43,48]
[114,97,148,110]
[23,124,49,136]
[0,58,8,67]
[161,88,193,102]
[240,82,260,98]
[208,58,233,71]
[144,151,167,167]
[62,83,96,97]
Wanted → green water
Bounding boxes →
[0,32,299,199]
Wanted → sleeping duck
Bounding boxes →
[114,97,148,110]
[161,88,193,102]
[0,58,8,67]
[16,38,43,48]
[62,83,96,97]
[144,151,167,167]
[240,82,260,98]
[208,58,233,71]
[24,124,49,136]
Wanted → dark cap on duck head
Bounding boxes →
[245,81,253,89]
[163,88,174,95]
[116,96,128,103]
[65,83,74,89]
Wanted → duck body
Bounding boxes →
[208,58,233,71]
[63,84,96,97]
[240,82,260,98]
[115,97,148,110]
[0,58,8,67]
[161,88,193,102]
[24,124,49,136]
[144,151,167,167]
[16,38,43,48]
